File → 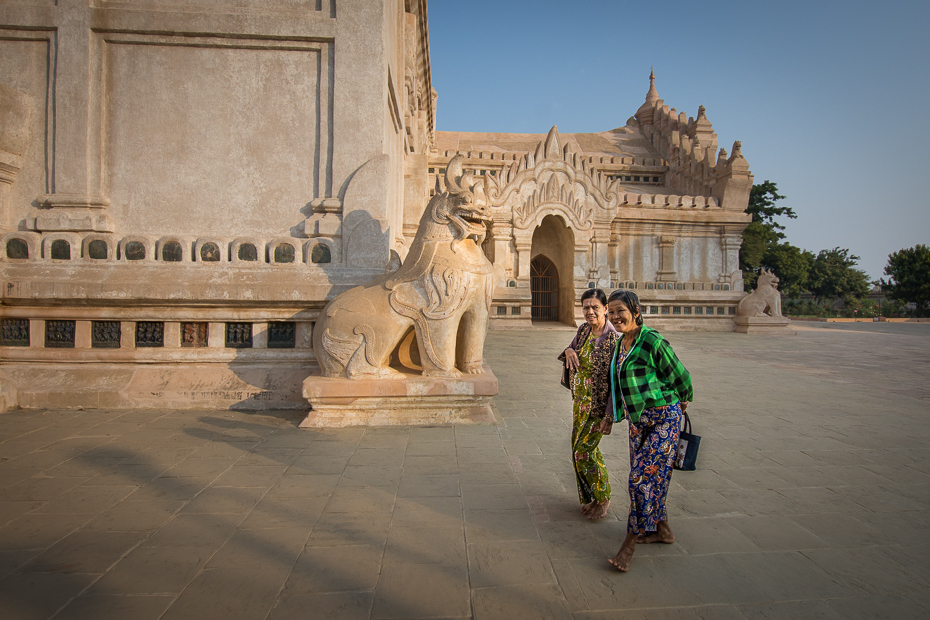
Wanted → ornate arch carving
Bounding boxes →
[483,126,621,235]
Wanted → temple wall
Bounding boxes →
[0,37,49,231]
[0,0,433,412]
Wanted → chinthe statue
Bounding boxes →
[313,154,494,379]
[733,268,795,335]
[736,268,783,317]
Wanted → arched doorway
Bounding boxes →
[529,214,575,324]
[531,256,559,321]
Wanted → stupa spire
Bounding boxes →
[635,68,660,125]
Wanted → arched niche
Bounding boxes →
[530,214,576,325]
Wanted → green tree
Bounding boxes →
[740,181,797,289]
[883,244,930,316]
[807,247,870,304]
[761,242,814,298]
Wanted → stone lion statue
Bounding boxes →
[313,155,494,379]
[736,268,783,317]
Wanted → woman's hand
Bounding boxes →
[564,347,580,371]
[597,417,613,434]
[681,401,689,412]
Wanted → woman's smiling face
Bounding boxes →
[608,299,639,334]
[582,297,607,326]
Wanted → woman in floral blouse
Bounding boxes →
[606,289,693,571]
[559,288,620,520]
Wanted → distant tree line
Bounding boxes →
[739,181,929,317]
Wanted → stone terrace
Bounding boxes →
[1,322,929,619]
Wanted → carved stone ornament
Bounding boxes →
[734,268,795,335]
[483,126,619,231]
[312,154,494,379]
[736,268,783,317]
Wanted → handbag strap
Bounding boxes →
[681,410,691,435]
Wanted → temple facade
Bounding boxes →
[0,0,751,411]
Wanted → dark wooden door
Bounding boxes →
[531,256,559,321]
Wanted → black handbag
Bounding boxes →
[674,411,700,471]
[560,361,571,389]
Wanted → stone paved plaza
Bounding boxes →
[1,322,929,619]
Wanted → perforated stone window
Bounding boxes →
[226,323,253,348]
[46,320,75,348]
[238,244,258,261]
[268,322,296,348]
[683,307,692,315]
[92,321,121,348]
[1,319,29,346]
[88,240,108,259]
[136,322,164,347]
[200,243,220,262]
[673,306,682,315]
[728,307,736,315]
[717,307,726,315]
[496,306,506,316]
[649,306,658,314]
[125,241,146,260]
[511,306,521,315]
[162,241,182,262]
[661,306,670,315]
[694,307,703,315]
[6,238,28,259]
[310,243,331,264]
[50,240,71,260]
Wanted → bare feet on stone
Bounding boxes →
[636,520,675,544]
[587,499,610,520]
[608,532,637,572]
[581,501,595,515]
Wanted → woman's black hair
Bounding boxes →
[580,288,608,306]
[607,289,644,326]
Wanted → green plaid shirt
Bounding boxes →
[609,326,693,423]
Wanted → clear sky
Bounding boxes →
[428,0,929,281]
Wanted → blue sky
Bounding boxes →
[428,0,929,281]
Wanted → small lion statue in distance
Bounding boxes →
[736,268,784,317]
[313,154,494,379]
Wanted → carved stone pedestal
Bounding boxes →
[734,315,796,335]
[300,364,499,427]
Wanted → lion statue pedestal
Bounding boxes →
[301,155,499,427]
[734,268,796,335]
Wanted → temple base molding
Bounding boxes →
[733,315,796,335]
[301,364,499,427]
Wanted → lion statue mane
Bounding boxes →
[313,154,494,379]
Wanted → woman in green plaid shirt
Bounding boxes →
[605,289,693,572]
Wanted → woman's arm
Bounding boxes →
[652,339,694,404]
[559,324,587,371]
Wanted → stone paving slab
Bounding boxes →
[1,321,929,618]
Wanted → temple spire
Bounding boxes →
[635,69,660,125]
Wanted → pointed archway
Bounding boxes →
[530,214,575,324]
[531,256,559,321]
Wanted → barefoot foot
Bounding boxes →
[581,501,595,515]
[608,532,637,572]
[587,499,610,520]
[636,520,675,544]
